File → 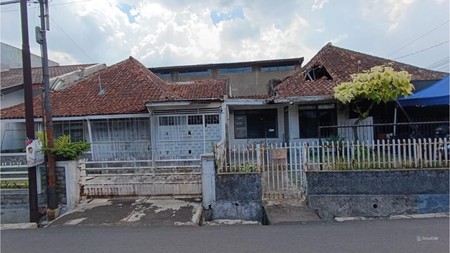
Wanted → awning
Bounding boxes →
[398,76,449,106]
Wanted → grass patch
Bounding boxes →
[0,181,29,189]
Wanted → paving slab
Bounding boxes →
[47,197,202,227]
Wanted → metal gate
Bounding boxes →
[216,143,306,200]
[153,111,221,161]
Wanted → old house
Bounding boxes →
[224,43,447,145]
[0,57,226,164]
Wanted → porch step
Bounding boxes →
[85,166,200,175]
[84,174,201,183]
[263,199,321,224]
[82,180,202,197]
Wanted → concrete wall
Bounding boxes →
[225,69,295,97]
[56,160,81,210]
[306,169,449,221]
[212,173,262,221]
[152,62,301,97]
[0,168,47,223]
[1,42,58,69]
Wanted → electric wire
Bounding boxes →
[49,15,94,62]
[392,41,449,60]
[1,0,92,13]
[387,20,450,57]
[427,57,450,69]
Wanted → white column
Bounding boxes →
[201,153,216,209]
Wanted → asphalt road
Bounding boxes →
[1,218,449,253]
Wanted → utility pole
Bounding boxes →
[36,0,57,220]
[20,0,39,223]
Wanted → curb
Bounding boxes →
[1,223,38,230]
[334,212,449,222]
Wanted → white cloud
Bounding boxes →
[385,0,416,32]
[1,0,447,71]
[361,0,417,32]
[48,50,79,65]
[312,0,330,11]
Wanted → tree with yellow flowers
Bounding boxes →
[333,65,414,140]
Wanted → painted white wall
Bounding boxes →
[1,42,59,69]
[56,160,81,211]
[288,105,300,141]
[1,89,24,108]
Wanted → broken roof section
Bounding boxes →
[275,43,448,98]
[0,57,227,119]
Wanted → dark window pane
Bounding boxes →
[188,115,203,125]
[299,104,336,138]
[234,109,278,139]
[205,114,219,125]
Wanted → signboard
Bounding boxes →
[26,139,44,167]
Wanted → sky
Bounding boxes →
[0,0,449,72]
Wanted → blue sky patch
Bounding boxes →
[119,3,136,23]
[210,7,244,26]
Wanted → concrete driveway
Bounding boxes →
[47,197,202,227]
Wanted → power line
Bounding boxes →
[1,0,91,13]
[427,57,450,69]
[49,15,94,63]
[387,20,450,57]
[435,64,449,72]
[392,41,449,60]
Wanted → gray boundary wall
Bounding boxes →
[212,173,262,221]
[201,153,263,221]
[306,169,449,221]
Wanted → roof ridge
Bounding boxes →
[319,43,448,74]
[127,56,181,100]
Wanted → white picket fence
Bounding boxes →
[309,138,450,170]
[215,138,450,198]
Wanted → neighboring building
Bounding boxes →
[0,63,106,151]
[1,42,59,69]
[150,57,303,97]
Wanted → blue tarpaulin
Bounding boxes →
[398,76,449,106]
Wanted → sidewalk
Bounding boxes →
[46,197,203,227]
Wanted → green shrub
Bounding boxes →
[47,135,90,161]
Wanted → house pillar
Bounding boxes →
[201,153,216,209]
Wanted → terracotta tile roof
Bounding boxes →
[168,80,227,101]
[276,43,448,98]
[1,64,95,91]
[0,57,226,119]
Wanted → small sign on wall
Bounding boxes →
[26,139,44,167]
